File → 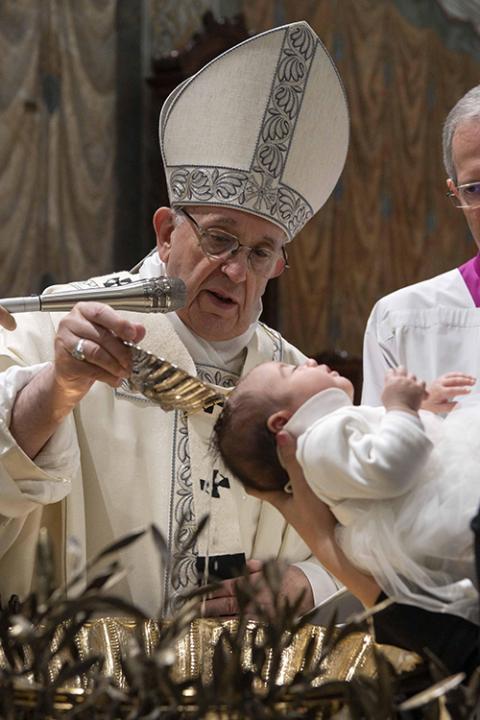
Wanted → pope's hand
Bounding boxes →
[0,305,16,331]
[53,301,145,403]
[9,301,146,460]
[202,559,313,618]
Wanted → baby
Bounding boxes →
[213,361,479,623]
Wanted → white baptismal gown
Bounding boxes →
[285,388,480,623]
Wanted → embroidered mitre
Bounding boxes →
[159,22,349,241]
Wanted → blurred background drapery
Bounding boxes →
[1,0,479,360]
[0,0,116,296]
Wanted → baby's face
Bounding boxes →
[242,359,354,411]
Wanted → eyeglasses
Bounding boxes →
[447,182,480,210]
[178,208,289,278]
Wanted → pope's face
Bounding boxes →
[241,359,354,412]
[154,206,286,341]
[448,119,480,250]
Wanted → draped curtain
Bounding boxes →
[0,0,116,297]
[245,0,480,355]
[2,0,480,358]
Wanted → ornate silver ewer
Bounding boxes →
[125,342,229,414]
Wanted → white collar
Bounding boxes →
[284,388,353,438]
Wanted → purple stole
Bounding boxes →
[459,254,480,307]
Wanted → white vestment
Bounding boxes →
[0,268,339,616]
[362,267,480,405]
[286,388,479,622]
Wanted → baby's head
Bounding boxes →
[213,360,353,493]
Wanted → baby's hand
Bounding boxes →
[421,372,476,414]
[381,367,427,414]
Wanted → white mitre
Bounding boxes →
[159,21,349,241]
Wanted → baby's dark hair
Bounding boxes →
[212,385,289,492]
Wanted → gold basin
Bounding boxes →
[42,617,418,689]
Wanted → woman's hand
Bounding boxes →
[247,431,380,607]
[245,430,336,545]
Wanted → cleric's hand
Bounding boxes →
[422,371,476,413]
[53,301,145,404]
[202,559,314,618]
[0,306,16,331]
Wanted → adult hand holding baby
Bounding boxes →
[259,431,338,546]
[257,431,379,608]
[203,432,317,618]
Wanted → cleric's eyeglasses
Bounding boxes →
[178,208,289,278]
[447,181,480,210]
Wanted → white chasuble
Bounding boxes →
[0,270,332,616]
